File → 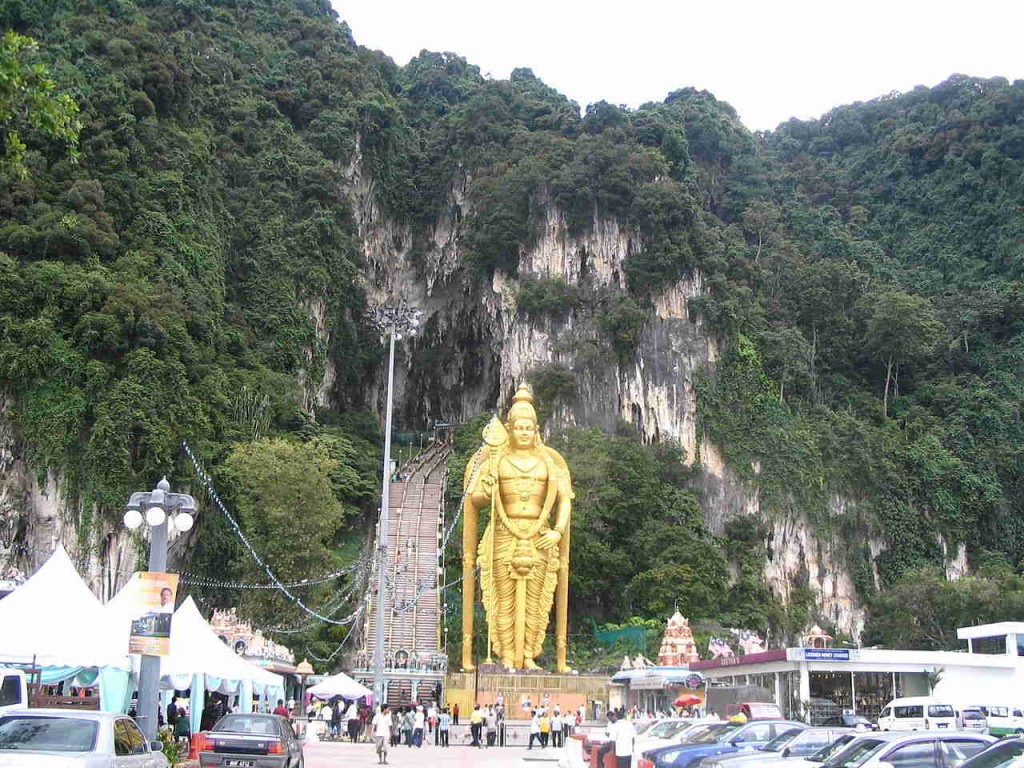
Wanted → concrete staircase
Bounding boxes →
[361,442,450,706]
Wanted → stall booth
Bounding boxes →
[0,545,132,711]
[105,576,285,739]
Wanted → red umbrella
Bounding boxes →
[674,694,701,707]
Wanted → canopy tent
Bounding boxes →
[107,583,284,691]
[107,585,285,733]
[0,545,132,710]
[308,670,371,701]
[0,544,128,668]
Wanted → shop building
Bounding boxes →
[611,666,706,714]
[690,623,1024,723]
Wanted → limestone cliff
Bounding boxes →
[342,166,883,636]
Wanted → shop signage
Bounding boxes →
[690,649,788,670]
[684,673,704,690]
[791,648,856,662]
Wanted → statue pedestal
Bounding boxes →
[445,670,611,721]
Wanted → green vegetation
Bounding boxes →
[3,0,1023,660]
[0,30,80,177]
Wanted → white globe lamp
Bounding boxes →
[145,506,166,527]
[174,512,194,532]
[123,509,143,530]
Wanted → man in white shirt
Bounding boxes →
[609,714,636,768]
[413,705,425,747]
[551,712,563,748]
[372,705,391,764]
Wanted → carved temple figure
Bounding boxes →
[461,384,574,672]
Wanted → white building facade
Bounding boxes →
[690,623,1024,723]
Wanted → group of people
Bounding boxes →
[369,703,456,763]
[307,698,375,741]
[467,703,502,747]
[526,705,574,749]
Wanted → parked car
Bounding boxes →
[958,709,989,733]
[978,708,1024,738]
[701,727,853,768]
[196,713,303,768]
[959,738,1024,768]
[641,720,806,768]
[809,730,994,768]
[819,715,874,731]
[0,708,169,767]
[877,697,958,732]
[0,670,27,717]
[778,732,865,768]
[634,722,725,767]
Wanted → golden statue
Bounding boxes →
[461,383,573,672]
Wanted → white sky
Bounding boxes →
[330,0,1024,132]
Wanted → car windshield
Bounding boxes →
[635,721,656,735]
[763,728,803,752]
[929,705,955,718]
[963,741,1024,768]
[213,715,281,736]
[0,715,99,752]
[823,739,886,768]
[962,711,986,720]
[649,721,685,738]
[808,736,857,763]
[690,724,740,744]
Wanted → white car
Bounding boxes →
[0,709,169,767]
[779,732,865,768]
[633,721,724,767]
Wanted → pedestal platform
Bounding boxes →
[445,668,610,718]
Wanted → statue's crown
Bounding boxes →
[506,382,539,428]
[512,383,534,406]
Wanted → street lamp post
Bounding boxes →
[372,304,421,707]
[123,477,197,741]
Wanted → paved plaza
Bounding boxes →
[299,739,566,768]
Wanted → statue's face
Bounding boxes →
[510,417,537,449]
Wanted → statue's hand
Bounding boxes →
[536,529,562,551]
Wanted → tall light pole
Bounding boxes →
[123,477,197,741]
[372,304,421,707]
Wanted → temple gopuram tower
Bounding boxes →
[657,611,701,666]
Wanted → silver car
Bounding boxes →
[812,730,994,768]
[0,708,170,767]
[702,727,853,768]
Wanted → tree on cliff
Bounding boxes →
[0,30,79,177]
[864,292,943,418]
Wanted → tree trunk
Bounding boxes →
[883,357,894,418]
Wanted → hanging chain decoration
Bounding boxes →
[178,560,365,591]
[259,556,373,634]
[303,604,366,665]
[181,440,369,627]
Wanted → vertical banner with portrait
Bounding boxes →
[128,572,179,655]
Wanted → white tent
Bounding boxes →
[106,582,283,695]
[308,670,371,700]
[161,597,283,695]
[0,544,128,669]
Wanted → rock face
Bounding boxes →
[347,170,878,635]
[0,169,908,636]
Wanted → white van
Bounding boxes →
[980,705,1024,736]
[0,668,28,715]
[877,696,958,731]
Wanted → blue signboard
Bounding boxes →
[803,648,851,662]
